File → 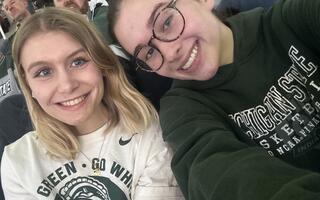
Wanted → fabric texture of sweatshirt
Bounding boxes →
[1,122,184,200]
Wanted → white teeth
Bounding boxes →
[60,95,85,107]
[182,44,198,70]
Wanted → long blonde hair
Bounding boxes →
[12,7,158,160]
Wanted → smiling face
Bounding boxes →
[20,31,107,134]
[114,0,234,81]
[53,0,88,14]
[2,0,30,21]
[114,0,233,80]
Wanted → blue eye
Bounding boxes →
[71,57,88,68]
[162,15,173,32]
[34,68,52,78]
[146,47,155,60]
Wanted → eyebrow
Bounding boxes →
[26,48,87,73]
[147,2,166,27]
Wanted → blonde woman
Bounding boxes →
[1,7,183,200]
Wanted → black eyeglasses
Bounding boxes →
[133,0,185,72]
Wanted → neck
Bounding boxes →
[219,24,234,66]
[75,105,109,135]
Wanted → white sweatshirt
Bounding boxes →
[1,122,184,200]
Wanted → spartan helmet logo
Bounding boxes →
[59,177,111,200]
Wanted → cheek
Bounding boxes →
[86,69,104,93]
[18,3,26,11]
[78,0,86,8]
[33,91,49,105]
[95,75,105,94]
[156,67,175,79]
[28,82,52,105]
[54,1,63,7]
[88,68,104,84]
[90,76,105,105]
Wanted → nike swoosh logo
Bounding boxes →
[119,133,138,146]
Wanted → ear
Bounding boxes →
[198,0,215,10]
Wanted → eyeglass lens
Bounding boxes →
[136,6,184,72]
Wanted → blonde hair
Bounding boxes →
[12,7,158,160]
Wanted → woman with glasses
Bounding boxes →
[1,7,184,199]
[108,0,320,199]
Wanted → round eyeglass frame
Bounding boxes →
[133,0,186,72]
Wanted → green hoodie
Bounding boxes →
[160,0,320,199]
[90,4,115,44]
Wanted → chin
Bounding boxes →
[201,73,216,81]
[192,70,216,81]
[57,116,85,127]
[201,64,220,81]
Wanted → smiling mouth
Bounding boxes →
[60,95,87,107]
[65,3,79,10]
[181,43,198,70]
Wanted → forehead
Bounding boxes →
[27,31,81,49]
[53,0,86,5]
[2,0,11,6]
[118,0,168,27]
[115,0,168,54]
[3,0,25,6]
[21,31,82,62]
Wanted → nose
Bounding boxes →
[8,4,13,11]
[56,69,78,94]
[152,39,183,64]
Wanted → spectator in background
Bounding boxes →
[0,0,33,145]
[53,0,111,42]
[2,0,31,23]
[0,12,10,37]
[0,0,32,103]
[0,0,34,199]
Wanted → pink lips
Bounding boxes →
[178,41,200,72]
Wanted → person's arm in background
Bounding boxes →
[160,88,320,200]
